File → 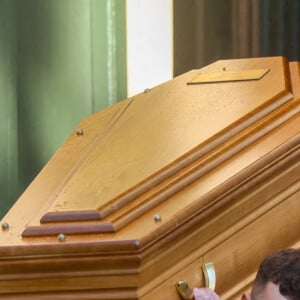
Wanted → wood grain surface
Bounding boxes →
[0,57,299,299]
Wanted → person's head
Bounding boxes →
[242,248,300,300]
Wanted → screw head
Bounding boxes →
[153,214,162,222]
[1,223,9,231]
[58,233,66,242]
[76,129,84,136]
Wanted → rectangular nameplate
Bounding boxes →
[188,69,269,84]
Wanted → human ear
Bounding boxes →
[241,292,251,300]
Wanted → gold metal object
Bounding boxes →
[76,129,84,136]
[188,69,269,84]
[175,262,216,299]
[175,280,194,300]
[58,233,66,242]
[153,214,162,222]
[1,223,9,231]
[202,262,216,290]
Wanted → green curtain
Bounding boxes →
[0,0,127,218]
[0,0,18,217]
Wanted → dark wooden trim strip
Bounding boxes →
[40,210,102,223]
[22,222,115,238]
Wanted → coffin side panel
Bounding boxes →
[0,57,299,300]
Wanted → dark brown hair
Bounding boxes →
[251,248,300,300]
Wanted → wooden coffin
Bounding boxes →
[0,57,300,300]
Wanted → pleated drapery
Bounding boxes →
[174,0,300,76]
[0,0,127,218]
[231,0,300,60]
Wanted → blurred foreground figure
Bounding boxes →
[194,248,300,300]
[193,287,220,300]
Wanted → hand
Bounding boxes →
[193,288,221,300]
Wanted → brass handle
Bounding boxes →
[176,280,194,299]
[202,262,216,290]
[175,262,216,299]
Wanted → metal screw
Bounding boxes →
[58,233,66,242]
[76,129,84,136]
[154,214,162,222]
[223,67,226,71]
[1,223,9,231]
[144,88,151,93]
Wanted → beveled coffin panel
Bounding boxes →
[0,57,300,299]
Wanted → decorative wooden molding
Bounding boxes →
[0,57,299,299]
[40,210,102,223]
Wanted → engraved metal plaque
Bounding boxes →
[188,69,270,84]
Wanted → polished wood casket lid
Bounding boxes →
[0,57,299,299]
